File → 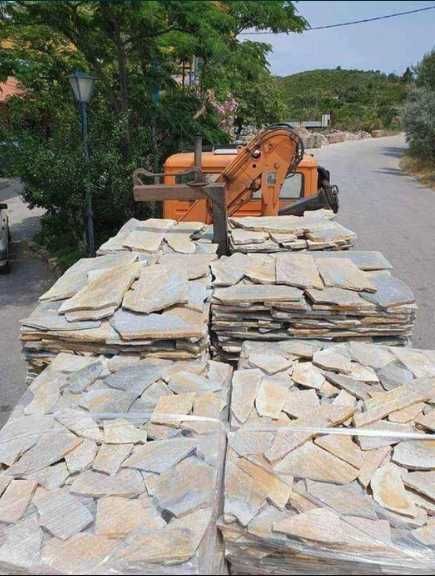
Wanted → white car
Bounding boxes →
[0,202,9,272]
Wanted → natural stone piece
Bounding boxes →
[323,372,371,400]
[165,231,196,254]
[371,463,418,517]
[34,488,93,540]
[0,480,37,523]
[237,456,292,509]
[245,254,276,283]
[314,434,364,468]
[123,265,188,314]
[350,342,394,369]
[151,392,195,426]
[313,348,351,374]
[357,422,413,450]
[392,440,435,470]
[415,410,435,431]
[93,443,133,475]
[152,457,214,517]
[388,402,425,423]
[65,438,98,473]
[362,275,416,308]
[0,475,11,497]
[123,437,198,473]
[168,370,216,394]
[67,361,104,393]
[103,419,147,444]
[292,362,325,389]
[392,347,435,378]
[211,253,249,286]
[231,228,268,245]
[255,379,289,419]
[224,459,266,526]
[159,252,217,280]
[275,441,359,484]
[214,284,303,304]
[55,410,103,442]
[79,388,138,413]
[229,430,274,457]
[305,480,377,519]
[104,362,170,396]
[283,389,320,418]
[358,446,391,488]
[41,533,117,574]
[70,469,144,497]
[231,369,263,425]
[122,229,165,253]
[0,516,43,569]
[276,253,323,289]
[24,372,64,415]
[28,462,69,490]
[412,519,435,546]
[350,362,379,382]
[95,496,165,539]
[403,471,435,501]
[317,257,376,292]
[378,362,414,391]
[273,507,350,545]
[249,352,293,374]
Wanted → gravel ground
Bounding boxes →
[312,134,435,349]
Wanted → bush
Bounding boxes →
[402,88,435,161]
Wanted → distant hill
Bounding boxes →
[277,68,410,131]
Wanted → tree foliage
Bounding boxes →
[277,68,409,131]
[0,0,306,264]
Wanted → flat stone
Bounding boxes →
[306,286,370,309]
[24,371,65,415]
[168,370,218,394]
[313,348,351,374]
[104,362,169,396]
[193,391,223,420]
[41,533,117,574]
[275,441,359,484]
[211,253,249,286]
[314,434,364,468]
[224,458,265,526]
[247,505,294,540]
[151,393,195,426]
[93,443,133,475]
[276,253,323,289]
[28,462,69,490]
[67,361,104,393]
[34,488,93,540]
[255,379,289,419]
[65,305,116,321]
[371,463,418,517]
[403,470,435,501]
[123,437,198,473]
[0,475,11,497]
[358,446,391,488]
[122,228,165,253]
[0,480,37,523]
[231,369,263,425]
[332,389,357,410]
[323,371,371,400]
[70,469,144,497]
[79,388,138,413]
[391,347,435,378]
[65,439,98,473]
[392,440,435,470]
[95,496,165,539]
[415,409,435,431]
[317,257,376,292]
[229,430,274,457]
[213,284,303,304]
[249,352,293,374]
[55,410,103,442]
[292,362,325,389]
[237,456,292,509]
[361,275,415,308]
[357,422,414,450]
[159,253,216,280]
[21,301,101,331]
[0,516,43,569]
[273,507,350,545]
[231,228,268,245]
[305,480,378,519]
[350,362,379,382]
[123,265,188,314]
[152,457,214,517]
[8,428,82,476]
[164,231,196,254]
[103,419,147,444]
[350,342,394,369]
[389,402,425,423]
[282,389,320,418]
[132,380,173,411]
[245,254,276,284]
[412,519,435,546]
[378,361,414,391]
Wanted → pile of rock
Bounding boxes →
[21,248,217,378]
[228,211,356,253]
[210,251,416,361]
[220,339,435,574]
[0,353,232,574]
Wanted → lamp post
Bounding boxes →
[69,70,96,256]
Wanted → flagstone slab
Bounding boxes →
[103,418,147,444]
[0,480,37,523]
[403,470,435,501]
[70,469,144,497]
[276,253,323,289]
[255,379,289,419]
[95,496,165,539]
[371,463,418,517]
[392,440,435,470]
[123,437,198,473]
[304,480,377,519]
[65,438,98,473]
[292,362,325,389]
[317,257,376,292]
[93,443,133,475]
[231,369,263,425]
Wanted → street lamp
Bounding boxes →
[69,70,96,256]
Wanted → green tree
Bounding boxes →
[0,0,306,265]
[414,49,435,91]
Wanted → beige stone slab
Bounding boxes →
[65,305,116,321]
[273,507,349,545]
[224,458,266,526]
[211,253,249,286]
[0,480,37,523]
[388,402,425,423]
[255,379,289,419]
[313,348,351,374]
[70,469,144,497]
[392,440,435,470]
[314,434,364,469]
[103,419,147,444]
[28,462,69,490]
[357,422,413,451]
[55,410,103,442]
[305,480,377,519]
[123,265,188,314]
[415,409,435,431]
[65,438,98,473]
[0,516,43,569]
[231,228,268,245]
[292,362,325,389]
[276,253,323,290]
[323,371,371,400]
[164,231,196,254]
[350,362,379,382]
[403,470,435,501]
[213,284,303,304]
[193,392,223,419]
[350,341,394,369]
[275,441,359,484]
[371,463,418,517]
[228,430,274,457]
[248,352,293,374]
[245,254,276,284]
[231,369,263,425]
[123,228,165,253]
[79,388,137,413]
[93,443,133,475]
[412,519,435,546]
[353,378,435,427]
[123,437,198,473]
[391,347,435,378]
[59,261,141,313]
[317,257,376,292]
[96,496,165,539]
[358,446,391,488]
[159,252,216,280]
[282,389,320,419]
[237,456,292,509]
[151,393,195,426]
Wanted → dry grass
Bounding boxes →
[400,155,435,190]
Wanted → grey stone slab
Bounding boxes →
[68,361,104,393]
[123,437,198,473]
[70,469,144,497]
[361,275,416,308]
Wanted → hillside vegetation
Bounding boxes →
[277,68,410,131]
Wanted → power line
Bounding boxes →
[240,4,435,34]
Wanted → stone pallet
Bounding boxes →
[0,353,232,575]
[220,339,435,575]
[21,226,219,376]
[210,251,415,362]
[228,211,356,253]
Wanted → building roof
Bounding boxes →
[0,76,24,103]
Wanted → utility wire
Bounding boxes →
[240,4,435,34]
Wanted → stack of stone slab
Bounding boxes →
[0,353,232,574]
[220,339,435,575]
[228,211,356,254]
[21,248,217,379]
[210,251,416,361]
[97,217,216,256]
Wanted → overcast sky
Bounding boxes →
[241,1,435,76]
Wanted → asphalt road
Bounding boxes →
[312,134,435,349]
[0,179,54,427]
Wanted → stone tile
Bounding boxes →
[55,410,103,442]
[388,402,425,423]
[283,389,320,418]
[350,362,379,382]
[371,463,418,517]
[70,469,144,497]
[0,516,43,569]
[323,371,371,400]
[313,348,351,374]
[358,446,391,488]
[0,480,37,523]
[103,419,147,444]
[79,388,138,413]
[255,379,289,419]
[237,456,292,509]
[317,257,376,292]
[412,519,435,546]
[104,362,169,396]
[314,434,364,469]
[231,369,263,425]
[151,393,195,426]
[415,409,435,432]
[65,439,98,473]
[292,362,325,389]
[305,480,378,519]
[95,496,165,538]
[403,470,435,501]
[248,352,293,374]
[67,361,104,393]
[231,228,268,245]
[213,284,303,304]
[229,430,274,457]
[211,253,249,286]
[276,253,323,289]
[349,342,394,369]
[93,444,133,475]
[391,347,435,378]
[273,507,349,545]
[28,462,69,490]
[392,440,435,470]
[167,370,217,394]
[159,253,216,280]
[224,458,265,526]
[378,361,414,391]
[34,488,93,540]
[123,437,198,473]
[361,275,416,308]
[245,254,276,284]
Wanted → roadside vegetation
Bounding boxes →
[0,0,306,266]
[402,50,435,189]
